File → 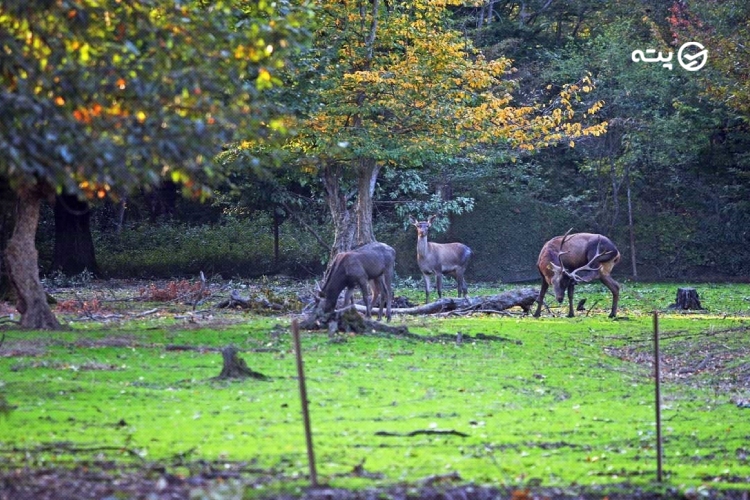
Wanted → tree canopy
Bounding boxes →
[0,0,313,328]
[0,0,313,199]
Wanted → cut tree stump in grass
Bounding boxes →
[214,346,268,380]
[670,287,704,310]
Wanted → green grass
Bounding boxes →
[1,282,749,496]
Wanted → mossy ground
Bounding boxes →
[1,280,749,498]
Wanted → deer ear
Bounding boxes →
[408,215,417,225]
[427,214,437,224]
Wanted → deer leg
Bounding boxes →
[566,282,576,317]
[382,269,393,322]
[455,270,468,298]
[533,280,548,317]
[600,274,621,318]
[358,279,371,318]
[371,278,384,321]
[343,286,355,309]
[422,273,431,303]
[436,273,443,299]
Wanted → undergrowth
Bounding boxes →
[92,214,328,279]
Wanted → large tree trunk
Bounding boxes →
[322,159,381,263]
[146,180,178,221]
[355,158,380,245]
[5,186,62,330]
[52,194,100,277]
[323,162,356,259]
[0,180,15,301]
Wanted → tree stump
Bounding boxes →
[215,346,268,380]
[672,288,704,310]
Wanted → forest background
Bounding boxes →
[2,0,748,292]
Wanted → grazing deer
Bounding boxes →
[318,242,395,321]
[533,230,621,318]
[409,215,472,303]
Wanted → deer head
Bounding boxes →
[548,259,571,303]
[409,215,437,238]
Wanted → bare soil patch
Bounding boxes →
[606,326,750,402]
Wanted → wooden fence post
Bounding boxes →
[292,319,318,487]
[653,310,663,482]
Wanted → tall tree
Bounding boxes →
[0,0,313,328]
[277,0,606,259]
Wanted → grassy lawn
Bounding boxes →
[1,280,749,497]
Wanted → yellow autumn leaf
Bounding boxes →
[256,68,272,90]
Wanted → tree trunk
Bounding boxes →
[355,158,380,246]
[4,186,63,330]
[626,168,638,280]
[0,181,15,301]
[147,180,178,221]
[273,210,281,266]
[322,159,381,264]
[114,197,127,234]
[52,194,100,277]
[323,162,357,259]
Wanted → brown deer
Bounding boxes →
[533,230,621,318]
[409,215,472,303]
[318,242,395,321]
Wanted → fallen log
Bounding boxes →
[353,287,539,316]
[215,289,284,311]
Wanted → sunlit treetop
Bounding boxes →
[283,0,606,169]
[0,0,313,200]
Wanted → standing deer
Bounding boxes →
[533,230,621,318]
[318,242,395,321]
[409,215,472,303]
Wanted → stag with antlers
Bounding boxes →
[534,230,621,318]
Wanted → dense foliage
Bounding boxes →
[0,0,312,199]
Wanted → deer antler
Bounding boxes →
[553,229,574,271]
[559,228,574,250]
[564,239,613,282]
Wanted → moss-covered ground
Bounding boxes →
[0,280,749,498]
